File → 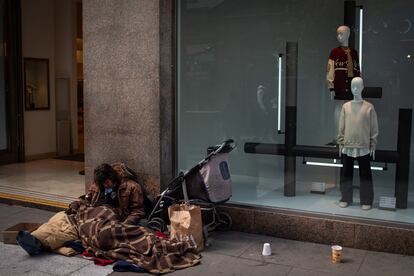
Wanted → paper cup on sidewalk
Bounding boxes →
[331,245,343,263]
[262,243,271,256]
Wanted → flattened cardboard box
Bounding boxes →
[2,223,42,244]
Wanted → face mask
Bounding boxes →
[104,187,113,195]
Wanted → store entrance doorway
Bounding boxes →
[0,0,24,165]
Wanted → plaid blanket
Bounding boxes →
[68,205,201,274]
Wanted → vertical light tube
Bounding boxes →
[359,7,363,71]
[277,54,282,132]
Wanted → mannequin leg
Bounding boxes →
[340,155,354,203]
[357,154,374,205]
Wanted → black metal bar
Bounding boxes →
[395,109,412,209]
[284,42,298,197]
[293,145,340,159]
[244,143,399,164]
[362,87,382,99]
[285,44,298,109]
[284,156,296,196]
[284,108,297,196]
[244,143,286,155]
[285,42,298,156]
[285,108,297,154]
[344,0,356,48]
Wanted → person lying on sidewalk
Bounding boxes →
[16,163,146,256]
[68,204,200,274]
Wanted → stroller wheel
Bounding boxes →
[216,211,232,231]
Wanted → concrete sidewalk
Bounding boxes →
[0,203,413,276]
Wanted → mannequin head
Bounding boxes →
[351,77,364,100]
[337,25,350,46]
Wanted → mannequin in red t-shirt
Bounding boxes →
[327,25,361,99]
[326,25,361,145]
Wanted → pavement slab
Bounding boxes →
[203,231,261,257]
[0,205,55,242]
[356,251,414,276]
[171,252,292,276]
[240,236,367,275]
[0,243,112,276]
[287,267,349,276]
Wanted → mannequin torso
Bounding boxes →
[327,26,361,100]
[337,77,378,158]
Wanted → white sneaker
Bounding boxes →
[339,201,349,208]
[361,205,372,210]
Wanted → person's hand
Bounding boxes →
[330,89,335,100]
[338,144,343,157]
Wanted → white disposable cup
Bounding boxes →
[262,243,271,256]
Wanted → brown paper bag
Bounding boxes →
[168,203,204,252]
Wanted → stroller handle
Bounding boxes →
[224,139,234,145]
[220,139,236,153]
[202,139,236,165]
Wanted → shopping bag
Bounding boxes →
[168,203,204,252]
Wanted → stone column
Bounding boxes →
[83,0,173,195]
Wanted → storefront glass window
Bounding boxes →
[177,0,414,224]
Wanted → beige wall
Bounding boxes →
[22,0,56,156]
[21,0,78,157]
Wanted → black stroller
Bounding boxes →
[146,139,236,241]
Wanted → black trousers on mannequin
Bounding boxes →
[340,154,373,205]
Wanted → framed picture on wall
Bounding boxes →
[24,58,50,110]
